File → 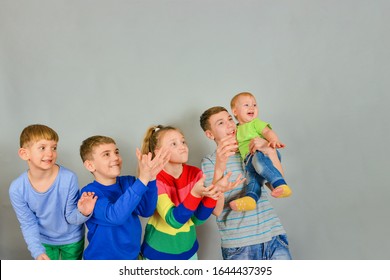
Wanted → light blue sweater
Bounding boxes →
[9,166,88,259]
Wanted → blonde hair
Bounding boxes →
[80,135,116,162]
[19,124,59,148]
[230,91,255,110]
[141,125,182,158]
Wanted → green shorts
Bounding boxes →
[42,238,84,260]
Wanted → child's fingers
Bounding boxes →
[135,148,142,160]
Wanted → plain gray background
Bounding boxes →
[1,0,389,260]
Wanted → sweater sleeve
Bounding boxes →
[157,191,202,229]
[64,172,90,225]
[135,179,158,217]
[9,182,45,259]
[83,177,149,226]
[191,196,217,225]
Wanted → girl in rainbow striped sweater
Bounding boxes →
[140,125,220,260]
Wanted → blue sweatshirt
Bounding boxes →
[81,176,157,260]
[9,166,88,259]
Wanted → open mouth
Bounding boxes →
[228,130,236,136]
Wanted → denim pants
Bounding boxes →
[221,234,292,260]
[244,150,286,201]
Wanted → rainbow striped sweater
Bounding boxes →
[141,164,217,259]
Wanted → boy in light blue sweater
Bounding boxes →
[9,124,97,260]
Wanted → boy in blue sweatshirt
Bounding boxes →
[79,135,169,259]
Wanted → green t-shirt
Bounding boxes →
[236,118,271,160]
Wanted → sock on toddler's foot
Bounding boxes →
[271,184,292,198]
[229,196,257,211]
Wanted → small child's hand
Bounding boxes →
[78,192,98,216]
[268,140,285,149]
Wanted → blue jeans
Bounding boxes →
[244,150,286,201]
[221,234,292,260]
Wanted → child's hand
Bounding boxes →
[203,184,223,200]
[216,135,238,163]
[137,147,170,185]
[268,140,285,149]
[249,137,269,154]
[78,192,98,216]
[36,253,50,260]
[214,172,245,193]
[190,174,207,198]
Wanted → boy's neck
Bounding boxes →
[27,164,59,192]
[93,176,117,186]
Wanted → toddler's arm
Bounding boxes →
[262,126,285,149]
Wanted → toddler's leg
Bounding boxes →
[271,185,292,198]
[252,151,292,198]
[230,156,261,211]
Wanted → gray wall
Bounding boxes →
[1,0,389,260]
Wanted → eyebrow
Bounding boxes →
[213,115,232,125]
[213,118,224,125]
[99,148,119,155]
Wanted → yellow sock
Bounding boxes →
[271,184,292,198]
[229,196,257,211]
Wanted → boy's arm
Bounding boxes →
[65,173,93,225]
[84,177,149,226]
[201,157,224,216]
[135,179,158,217]
[201,135,240,216]
[77,192,97,216]
[262,126,285,149]
[134,147,168,217]
[9,185,46,259]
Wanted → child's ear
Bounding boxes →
[231,108,237,118]
[18,148,29,161]
[205,130,215,140]
[83,160,96,173]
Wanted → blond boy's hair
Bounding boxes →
[19,124,59,148]
[80,135,116,162]
[230,91,255,110]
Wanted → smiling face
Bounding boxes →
[84,143,123,185]
[158,129,189,164]
[205,110,237,144]
[20,139,58,172]
[232,94,259,124]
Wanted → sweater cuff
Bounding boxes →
[202,196,217,208]
[182,192,202,211]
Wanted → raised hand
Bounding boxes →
[78,191,97,216]
[213,135,238,181]
[137,147,170,185]
[190,174,208,198]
